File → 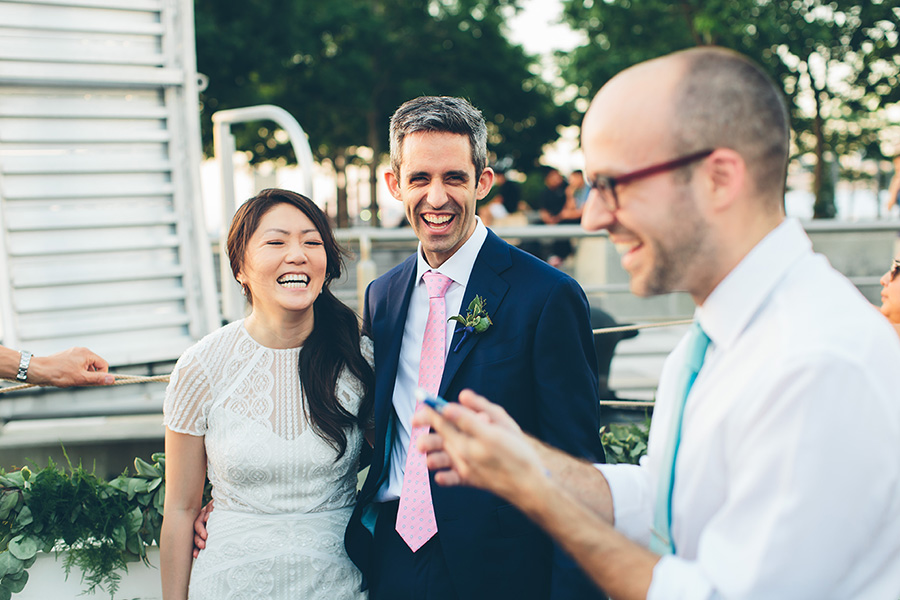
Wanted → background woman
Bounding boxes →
[160,188,373,599]
[881,255,900,338]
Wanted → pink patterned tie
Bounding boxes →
[396,270,452,551]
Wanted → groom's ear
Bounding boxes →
[475,167,494,200]
[384,170,402,200]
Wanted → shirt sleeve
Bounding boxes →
[163,350,212,436]
[594,462,654,547]
[646,352,900,599]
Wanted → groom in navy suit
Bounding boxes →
[345,96,606,599]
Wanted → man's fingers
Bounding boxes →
[440,400,493,439]
[458,389,517,428]
[433,470,463,487]
[83,371,115,386]
[417,431,444,454]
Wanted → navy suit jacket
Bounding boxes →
[346,230,605,599]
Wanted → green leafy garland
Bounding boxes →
[0,452,167,599]
[600,419,650,465]
[0,422,648,599]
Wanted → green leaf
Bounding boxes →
[0,552,23,579]
[0,583,11,600]
[12,507,31,531]
[7,536,39,560]
[126,535,140,556]
[126,508,143,536]
[134,457,162,479]
[0,493,18,521]
[112,525,127,550]
[147,477,163,492]
[0,474,24,489]
[1,569,27,593]
[107,478,129,493]
[473,316,490,333]
[467,297,479,312]
[448,315,466,325]
[153,485,165,512]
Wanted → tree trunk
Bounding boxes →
[334,152,350,228]
[811,87,836,219]
[367,108,381,227]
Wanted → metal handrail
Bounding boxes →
[334,219,898,313]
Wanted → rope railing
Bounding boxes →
[0,374,171,394]
[0,319,692,397]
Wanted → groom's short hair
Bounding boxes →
[389,96,488,179]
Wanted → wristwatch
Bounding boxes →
[16,351,32,382]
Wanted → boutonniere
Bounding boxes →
[449,295,492,352]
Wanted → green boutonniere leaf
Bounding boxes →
[449,295,492,351]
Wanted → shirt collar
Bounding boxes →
[696,218,811,351]
[415,217,488,288]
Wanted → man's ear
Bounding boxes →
[384,170,402,200]
[703,148,745,211]
[475,167,495,200]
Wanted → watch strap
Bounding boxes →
[16,351,32,382]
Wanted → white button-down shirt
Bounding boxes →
[376,218,488,502]
[599,218,900,599]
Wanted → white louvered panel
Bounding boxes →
[1,155,172,175]
[0,0,218,381]
[7,227,180,256]
[0,3,163,35]
[0,28,163,66]
[20,305,190,339]
[15,280,187,313]
[20,325,194,366]
[10,251,184,287]
[2,0,163,11]
[0,87,167,119]
[0,119,170,144]
[1,171,173,199]
[0,62,183,87]
[5,202,176,230]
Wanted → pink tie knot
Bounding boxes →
[423,271,452,299]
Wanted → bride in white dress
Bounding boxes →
[160,189,374,600]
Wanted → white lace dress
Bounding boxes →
[164,319,371,600]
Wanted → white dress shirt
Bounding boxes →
[376,218,489,502]
[598,218,900,599]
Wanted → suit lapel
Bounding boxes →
[374,257,417,464]
[440,231,512,396]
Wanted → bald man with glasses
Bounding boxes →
[414,47,900,599]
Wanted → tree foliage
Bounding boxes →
[560,0,900,218]
[194,0,568,225]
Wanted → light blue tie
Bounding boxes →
[650,321,710,555]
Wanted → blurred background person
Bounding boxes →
[537,166,574,267]
[881,255,900,337]
[479,168,527,228]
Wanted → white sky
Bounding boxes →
[505,0,584,56]
[505,0,587,172]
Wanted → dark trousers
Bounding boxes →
[370,500,459,600]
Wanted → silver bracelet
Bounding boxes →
[16,351,32,382]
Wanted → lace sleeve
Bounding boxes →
[360,335,374,369]
[163,350,212,436]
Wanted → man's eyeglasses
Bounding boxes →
[587,148,715,212]
[891,259,900,281]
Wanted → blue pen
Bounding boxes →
[415,388,448,413]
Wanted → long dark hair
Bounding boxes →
[226,188,374,459]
